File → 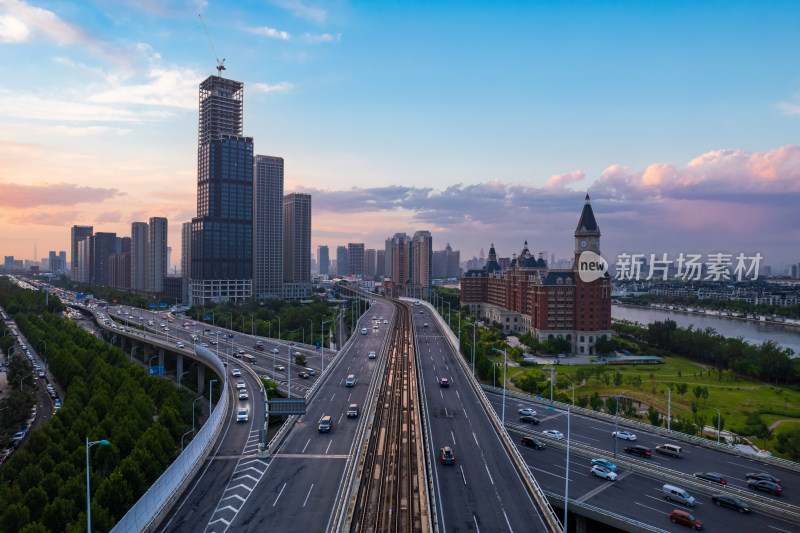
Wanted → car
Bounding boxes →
[518,408,537,416]
[54,399,62,408]
[177,342,185,348]
[439,378,449,387]
[274,365,285,371]
[383,320,388,324]
[591,458,617,471]
[424,323,429,327]
[694,472,727,485]
[293,351,301,356]
[369,351,376,359]
[271,348,280,354]
[236,409,248,422]
[746,472,780,485]
[299,371,310,379]
[237,349,245,354]
[440,446,455,464]
[711,494,750,513]
[520,436,545,449]
[361,328,367,335]
[747,478,782,495]
[590,465,618,481]
[612,431,637,441]
[231,368,241,377]
[542,430,564,440]
[318,415,332,433]
[419,310,424,314]
[210,340,217,345]
[160,323,166,327]
[625,445,651,457]
[236,380,246,389]
[304,368,316,376]
[519,415,540,425]
[201,343,209,347]
[669,509,702,530]
[239,390,248,400]
[38,370,45,378]
[347,404,358,417]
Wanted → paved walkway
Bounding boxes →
[769,419,800,430]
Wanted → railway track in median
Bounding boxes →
[350,301,423,533]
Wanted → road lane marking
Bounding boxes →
[451,431,456,445]
[444,407,449,417]
[502,509,513,533]
[463,408,469,419]
[473,432,479,446]
[456,390,460,399]
[473,515,480,532]
[634,502,667,514]
[303,484,314,507]
[461,465,467,484]
[272,482,286,507]
[301,438,311,453]
[485,464,495,484]
[768,526,792,533]
[440,390,444,399]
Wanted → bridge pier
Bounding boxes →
[197,365,205,395]
[575,514,587,533]
[158,347,165,368]
[176,354,183,385]
[120,335,128,351]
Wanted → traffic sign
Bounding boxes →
[148,366,165,376]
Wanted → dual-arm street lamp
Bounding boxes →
[86,438,110,533]
[714,407,721,445]
[491,348,508,425]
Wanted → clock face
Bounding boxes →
[580,240,587,248]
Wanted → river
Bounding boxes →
[612,305,800,355]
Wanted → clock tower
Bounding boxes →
[574,194,601,258]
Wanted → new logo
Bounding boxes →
[578,251,608,282]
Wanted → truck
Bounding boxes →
[243,354,257,365]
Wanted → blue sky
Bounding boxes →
[0,0,799,271]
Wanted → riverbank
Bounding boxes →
[614,301,800,330]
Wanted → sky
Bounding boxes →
[0,0,799,273]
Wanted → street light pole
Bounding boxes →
[545,406,570,533]
[287,345,292,399]
[613,391,627,459]
[209,379,217,407]
[192,396,203,431]
[467,321,477,378]
[250,313,255,336]
[86,438,110,533]
[567,379,574,406]
[446,301,451,330]
[491,348,507,425]
[179,371,189,388]
[38,340,47,370]
[714,407,721,445]
[307,319,313,348]
[322,320,332,374]
[19,373,32,393]
[667,387,671,432]
[181,428,195,451]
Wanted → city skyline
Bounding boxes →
[1,1,799,268]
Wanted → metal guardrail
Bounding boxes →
[410,298,563,533]
[508,423,800,524]
[111,346,229,533]
[330,305,396,532]
[483,385,800,473]
[541,490,670,533]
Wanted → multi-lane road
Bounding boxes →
[487,391,800,532]
[414,303,553,532]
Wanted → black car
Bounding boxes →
[624,445,651,457]
[711,494,750,513]
[440,446,455,464]
[519,415,540,425]
[694,472,727,485]
[747,479,782,495]
[746,472,780,485]
[520,437,545,449]
[298,371,310,379]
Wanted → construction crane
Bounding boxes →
[198,13,226,75]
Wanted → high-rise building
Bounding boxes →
[283,193,311,297]
[120,237,131,254]
[166,246,172,274]
[254,155,284,299]
[388,233,411,297]
[48,251,66,274]
[411,231,432,298]
[190,75,253,304]
[147,217,168,294]
[337,246,348,277]
[76,236,92,283]
[91,232,117,286]
[365,248,376,278]
[58,251,66,275]
[318,245,330,276]
[131,222,148,291]
[181,222,191,278]
[109,253,131,289]
[376,250,385,278]
[70,225,93,281]
[348,243,365,276]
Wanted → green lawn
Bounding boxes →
[502,355,800,447]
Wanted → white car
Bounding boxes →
[238,349,245,354]
[271,348,280,354]
[239,390,248,401]
[590,465,618,481]
[542,430,564,440]
[201,343,209,347]
[612,431,637,441]
[369,351,377,359]
[231,368,241,377]
[274,365,285,372]
[236,409,248,422]
[236,380,246,389]
[518,408,537,416]
[177,342,185,348]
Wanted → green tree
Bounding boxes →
[675,382,688,398]
[646,406,662,427]
[589,392,604,412]
[2,503,31,532]
[754,424,774,449]
[295,353,306,366]
[576,395,589,409]
[613,372,623,386]
[23,487,48,521]
[775,425,800,461]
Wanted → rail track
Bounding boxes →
[350,300,423,533]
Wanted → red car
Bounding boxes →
[669,510,702,530]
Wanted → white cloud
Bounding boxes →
[252,81,295,93]
[0,90,174,122]
[246,25,291,40]
[0,13,29,42]
[87,65,203,109]
[271,0,326,23]
[302,32,341,44]
[777,101,800,115]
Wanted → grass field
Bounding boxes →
[495,355,800,451]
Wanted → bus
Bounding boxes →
[243,354,257,365]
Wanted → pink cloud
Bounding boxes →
[545,170,585,188]
[0,180,121,207]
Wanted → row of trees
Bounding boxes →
[614,318,800,384]
[0,279,200,532]
[622,293,800,320]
